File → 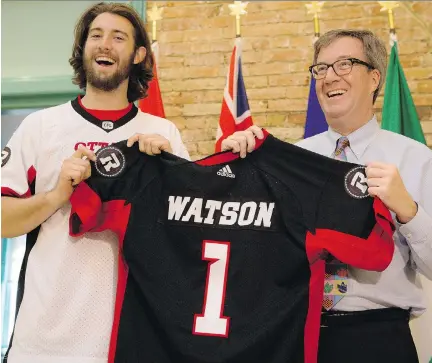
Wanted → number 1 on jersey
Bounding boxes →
[193,240,231,337]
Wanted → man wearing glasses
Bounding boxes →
[222,29,432,363]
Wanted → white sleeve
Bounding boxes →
[399,158,432,279]
[1,113,41,198]
[170,125,190,161]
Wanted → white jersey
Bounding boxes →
[1,98,190,363]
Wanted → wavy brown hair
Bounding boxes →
[69,2,153,102]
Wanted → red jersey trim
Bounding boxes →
[1,166,37,198]
[304,234,326,363]
[104,202,131,363]
[69,182,131,363]
[69,182,103,236]
[196,129,269,166]
[310,198,394,272]
[303,197,394,363]
[77,95,132,121]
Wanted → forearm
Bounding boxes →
[399,205,432,279]
[1,191,65,238]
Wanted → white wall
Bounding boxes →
[1,1,100,79]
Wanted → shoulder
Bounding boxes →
[134,110,180,132]
[378,129,432,162]
[21,102,73,126]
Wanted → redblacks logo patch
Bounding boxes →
[344,166,369,199]
[95,145,126,178]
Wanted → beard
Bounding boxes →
[83,52,135,92]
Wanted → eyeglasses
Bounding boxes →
[309,58,374,80]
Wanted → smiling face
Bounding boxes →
[315,37,380,134]
[83,12,140,92]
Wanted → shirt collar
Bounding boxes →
[327,116,380,160]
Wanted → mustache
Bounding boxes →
[91,52,118,61]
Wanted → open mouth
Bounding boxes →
[95,56,116,67]
[326,89,347,98]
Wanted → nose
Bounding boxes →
[99,35,113,51]
[324,65,340,84]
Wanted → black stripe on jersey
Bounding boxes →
[3,177,40,363]
[71,97,138,133]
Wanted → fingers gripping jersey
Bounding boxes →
[69,133,394,363]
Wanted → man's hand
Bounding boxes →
[50,146,96,206]
[127,133,173,155]
[366,162,417,223]
[221,126,264,158]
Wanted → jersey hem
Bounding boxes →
[6,353,107,363]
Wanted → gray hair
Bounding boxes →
[313,29,388,104]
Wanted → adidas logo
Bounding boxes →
[217,165,235,178]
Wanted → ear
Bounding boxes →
[133,46,146,64]
[370,68,381,95]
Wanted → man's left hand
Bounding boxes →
[366,162,417,223]
[127,133,173,155]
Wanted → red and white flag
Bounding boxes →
[138,41,165,118]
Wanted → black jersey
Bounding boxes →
[69,132,394,363]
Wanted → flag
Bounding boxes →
[303,76,327,138]
[215,37,253,152]
[303,34,327,139]
[138,41,166,118]
[381,39,426,144]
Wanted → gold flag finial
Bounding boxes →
[305,2,325,39]
[147,3,164,42]
[378,1,399,31]
[228,1,248,37]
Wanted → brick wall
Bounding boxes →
[147,1,432,160]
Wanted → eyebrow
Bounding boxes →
[316,55,354,64]
[89,27,129,39]
[336,55,352,60]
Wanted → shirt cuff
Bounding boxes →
[398,204,432,244]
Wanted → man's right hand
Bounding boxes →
[50,146,96,206]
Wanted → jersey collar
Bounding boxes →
[71,97,138,133]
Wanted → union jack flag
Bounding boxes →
[215,37,253,152]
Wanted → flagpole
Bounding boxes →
[228,1,248,37]
[147,3,164,69]
[378,1,399,45]
[305,2,325,41]
[303,2,327,139]
[138,2,166,118]
[379,1,427,145]
[227,1,249,116]
[147,3,164,44]
[215,1,252,152]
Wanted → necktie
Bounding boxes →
[322,137,350,311]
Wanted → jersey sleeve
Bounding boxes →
[69,141,156,238]
[1,113,41,198]
[310,163,395,271]
[252,134,394,272]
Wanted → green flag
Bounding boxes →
[381,43,426,144]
